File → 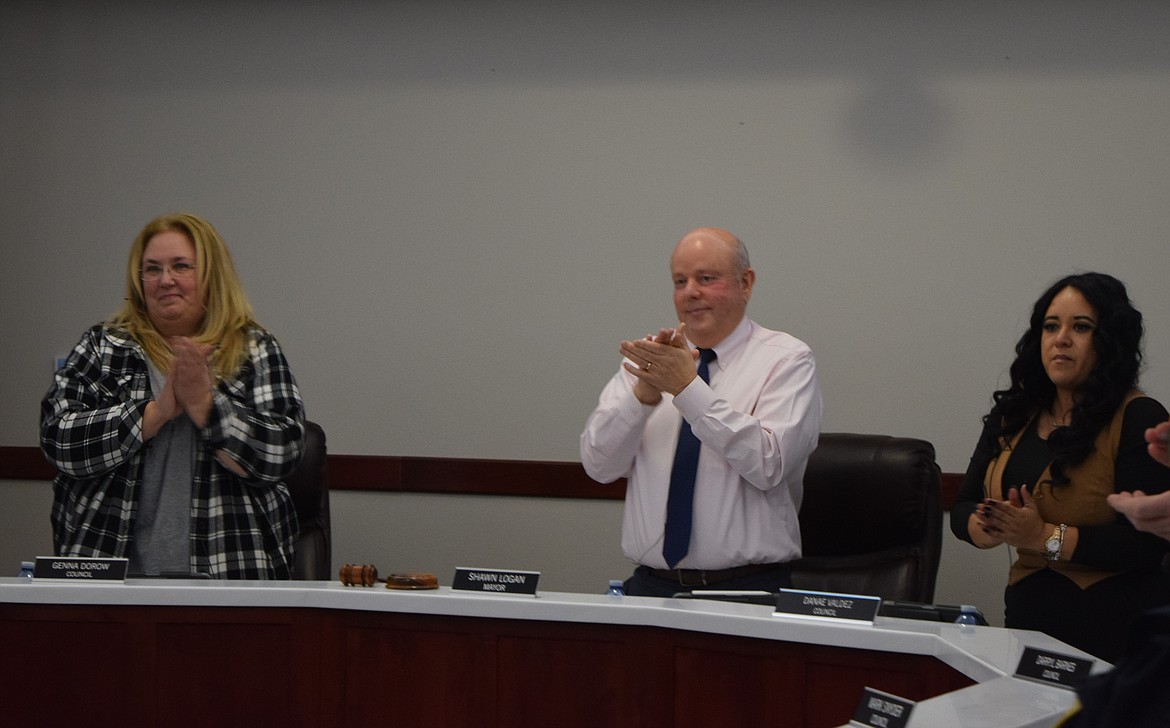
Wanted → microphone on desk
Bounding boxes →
[127,571,212,579]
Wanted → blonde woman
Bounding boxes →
[41,212,305,578]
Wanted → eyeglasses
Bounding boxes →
[141,262,197,281]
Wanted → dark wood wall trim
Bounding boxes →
[940,472,961,514]
[0,446,56,482]
[328,453,621,500]
[1,445,964,510]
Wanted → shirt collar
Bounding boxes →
[689,316,752,368]
[104,326,142,351]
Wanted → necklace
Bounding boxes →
[1043,406,1071,429]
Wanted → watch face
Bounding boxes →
[1046,538,1061,552]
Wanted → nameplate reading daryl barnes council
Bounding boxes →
[774,588,881,623]
[849,687,915,728]
[34,556,129,582]
[452,567,540,596]
[1014,646,1093,690]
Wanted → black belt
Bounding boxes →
[644,562,787,587]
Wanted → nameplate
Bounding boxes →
[452,567,540,595]
[774,588,881,623]
[849,687,915,728]
[33,556,128,582]
[1014,646,1093,690]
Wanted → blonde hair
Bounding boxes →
[107,212,259,379]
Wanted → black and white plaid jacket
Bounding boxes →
[40,324,305,579]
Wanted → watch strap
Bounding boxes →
[1044,523,1067,562]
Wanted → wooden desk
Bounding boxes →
[0,580,1093,727]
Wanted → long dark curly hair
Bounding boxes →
[981,272,1144,487]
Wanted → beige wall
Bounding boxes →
[5,2,1170,624]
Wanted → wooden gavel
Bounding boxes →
[339,563,380,586]
[339,563,438,590]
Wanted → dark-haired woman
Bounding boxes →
[951,272,1170,662]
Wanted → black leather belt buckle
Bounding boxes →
[675,570,708,587]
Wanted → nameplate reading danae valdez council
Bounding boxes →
[452,567,540,596]
[33,556,129,582]
[774,588,881,623]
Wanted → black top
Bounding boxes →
[950,397,1170,571]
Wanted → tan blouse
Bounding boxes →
[984,391,1143,589]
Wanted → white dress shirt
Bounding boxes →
[580,317,823,570]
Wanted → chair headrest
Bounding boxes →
[798,433,939,556]
[284,420,327,520]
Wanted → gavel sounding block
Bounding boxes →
[386,572,439,590]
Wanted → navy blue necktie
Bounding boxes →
[663,348,717,568]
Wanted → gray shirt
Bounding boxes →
[128,361,194,575]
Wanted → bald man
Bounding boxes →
[581,228,823,597]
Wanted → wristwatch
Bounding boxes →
[1044,524,1067,562]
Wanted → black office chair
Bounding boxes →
[283,420,332,580]
[789,433,942,603]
